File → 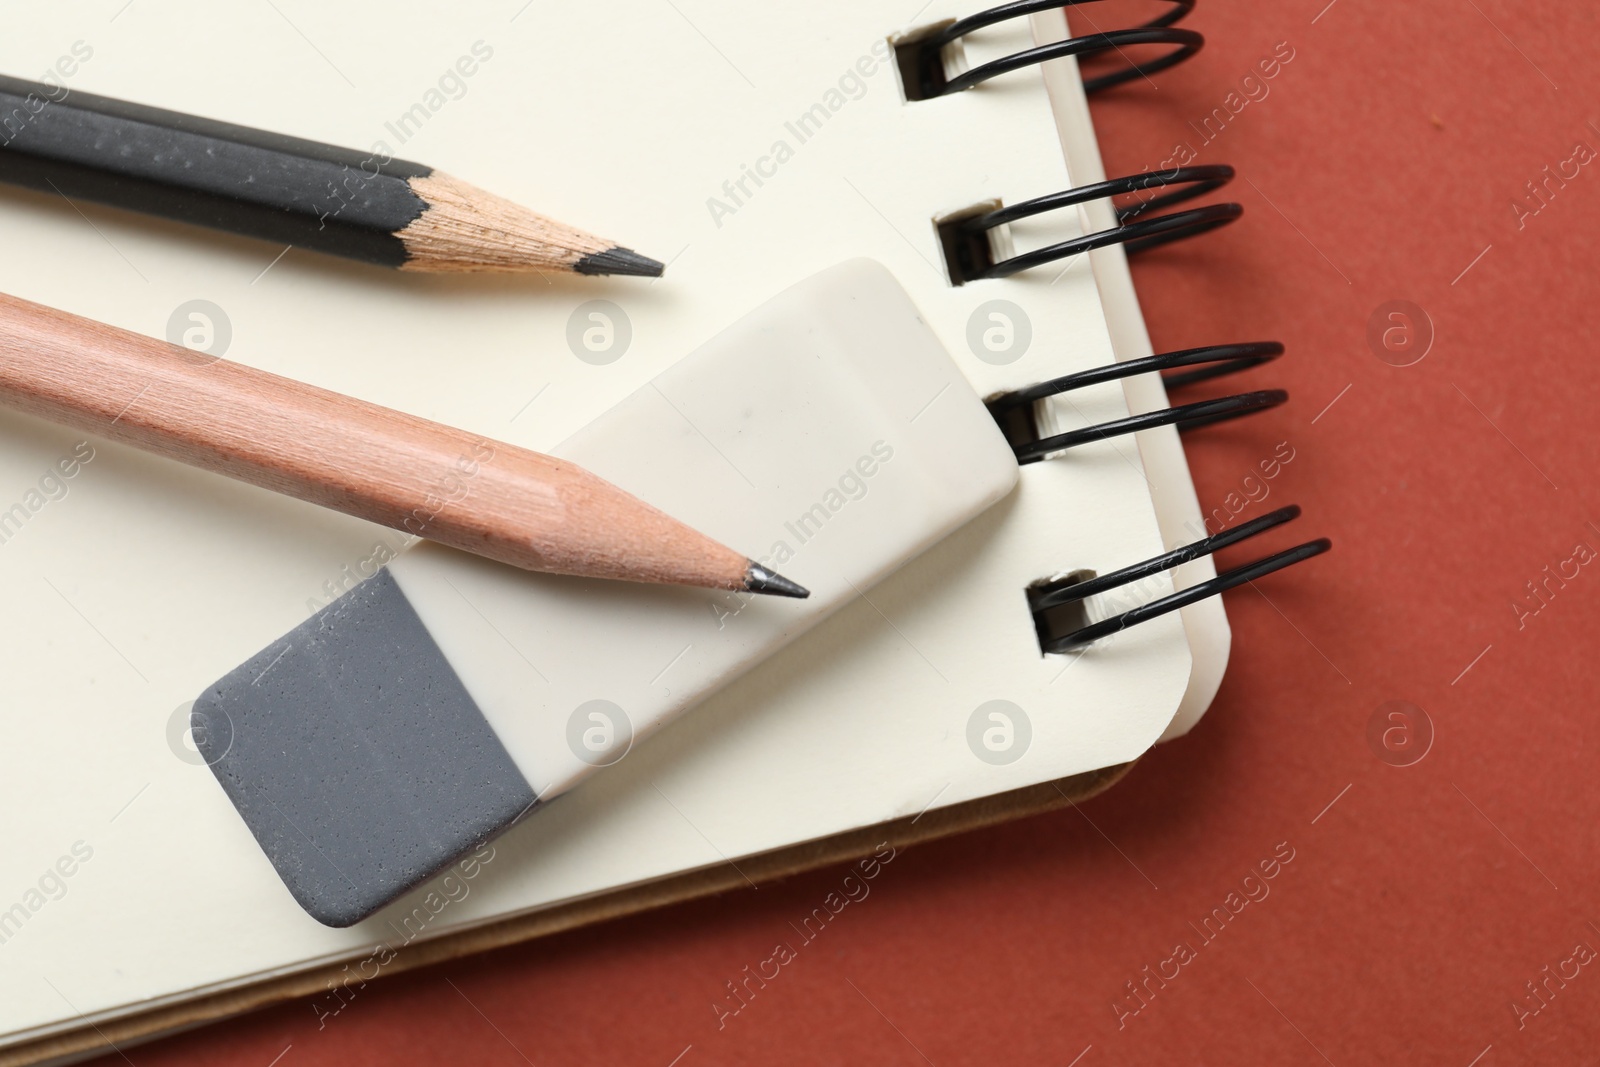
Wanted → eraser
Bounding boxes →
[195,260,1019,926]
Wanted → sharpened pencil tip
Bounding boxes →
[574,246,665,278]
[744,562,810,599]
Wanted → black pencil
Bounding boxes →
[0,74,663,277]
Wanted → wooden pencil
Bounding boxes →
[0,74,663,277]
[0,291,806,597]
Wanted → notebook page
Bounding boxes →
[0,0,1188,1039]
[1035,6,1234,737]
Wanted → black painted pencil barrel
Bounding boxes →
[1,75,432,265]
[0,75,662,276]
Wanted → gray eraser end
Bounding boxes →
[194,569,537,927]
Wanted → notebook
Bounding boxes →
[0,2,1321,1060]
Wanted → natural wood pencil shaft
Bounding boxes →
[0,291,755,591]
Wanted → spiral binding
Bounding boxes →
[927,0,1328,650]
[1029,508,1332,654]
[943,165,1242,283]
[989,339,1327,649]
[987,342,1287,463]
[992,340,1327,651]
[902,0,1200,100]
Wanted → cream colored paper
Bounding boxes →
[0,2,1191,1042]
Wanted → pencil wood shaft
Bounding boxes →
[0,292,763,591]
[0,75,662,276]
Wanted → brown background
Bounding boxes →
[94,0,1600,1063]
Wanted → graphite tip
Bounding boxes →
[574,246,666,278]
[744,562,810,599]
